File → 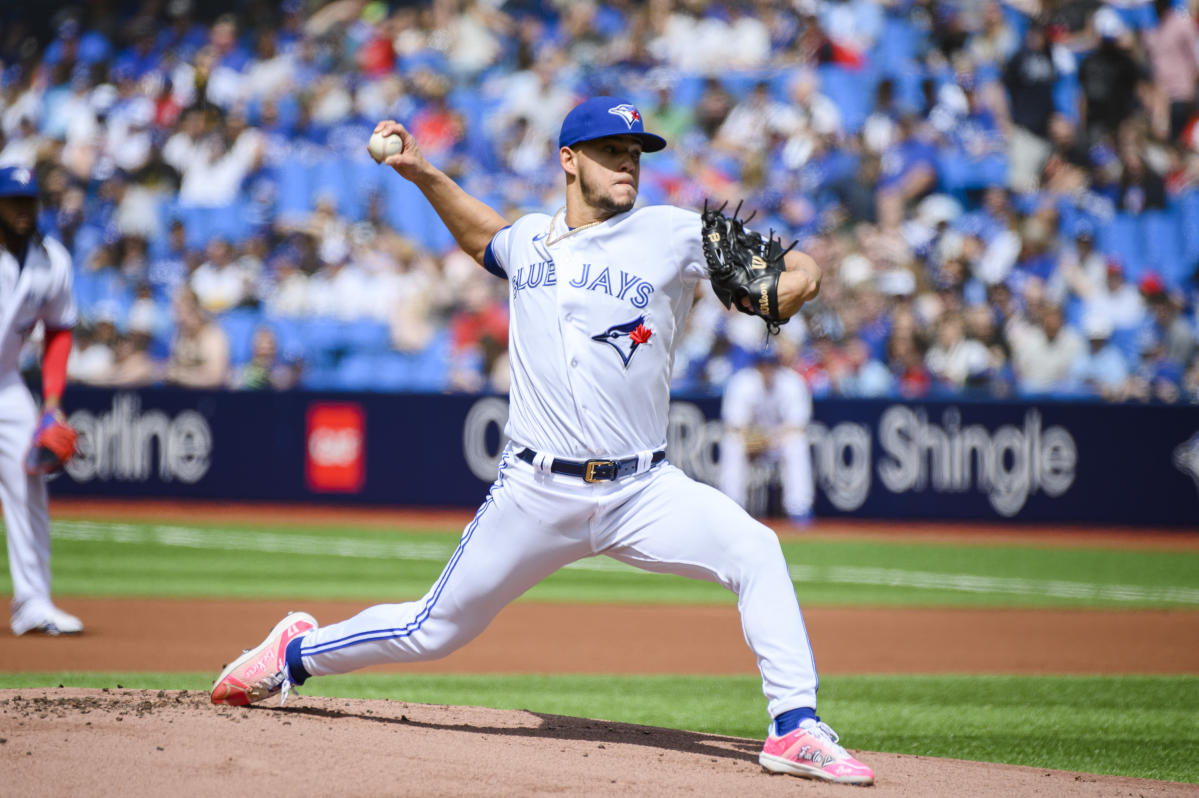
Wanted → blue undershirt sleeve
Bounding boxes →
[482,226,511,280]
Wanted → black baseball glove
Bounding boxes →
[700,200,795,334]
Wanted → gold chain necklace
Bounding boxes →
[544,206,605,246]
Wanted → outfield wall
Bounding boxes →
[51,387,1199,526]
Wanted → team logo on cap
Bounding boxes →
[608,104,642,129]
[13,168,32,185]
[591,316,652,367]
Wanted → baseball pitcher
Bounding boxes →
[212,98,872,785]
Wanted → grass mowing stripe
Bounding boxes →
[51,521,629,574]
[3,672,1194,784]
[47,520,1199,606]
[787,565,1199,604]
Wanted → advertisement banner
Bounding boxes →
[52,388,1199,526]
[305,403,366,493]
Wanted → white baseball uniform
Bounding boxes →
[720,362,815,519]
[1,235,77,629]
[295,206,822,718]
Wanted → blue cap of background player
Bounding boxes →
[0,166,38,198]
[558,97,667,153]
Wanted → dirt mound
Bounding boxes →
[1,688,1192,797]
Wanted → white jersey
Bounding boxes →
[288,193,828,732]
[485,205,707,459]
[0,235,77,374]
[2,233,78,636]
[720,364,816,519]
[722,365,812,431]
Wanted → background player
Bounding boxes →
[0,166,83,637]
[720,349,816,525]
[212,98,873,785]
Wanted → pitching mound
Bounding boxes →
[2,688,1193,797]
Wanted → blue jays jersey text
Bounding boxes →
[510,260,556,292]
[568,263,654,308]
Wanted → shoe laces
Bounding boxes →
[799,719,849,758]
[279,671,294,707]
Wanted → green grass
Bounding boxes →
[3,672,1195,784]
[4,517,1198,783]
[7,518,1197,608]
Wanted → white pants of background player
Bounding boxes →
[296,445,820,718]
[720,430,814,519]
[0,373,54,624]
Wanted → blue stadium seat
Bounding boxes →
[1052,75,1081,124]
[1108,326,1141,367]
[1056,203,1093,243]
[272,159,314,221]
[383,176,426,241]
[1179,191,1199,273]
[889,66,929,114]
[300,364,341,391]
[334,351,379,391]
[1001,3,1032,39]
[264,315,306,362]
[939,152,1009,192]
[874,15,924,77]
[301,316,346,367]
[720,71,770,100]
[310,155,373,221]
[373,351,414,392]
[157,198,180,244]
[176,205,215,251]
[817,66,876,134]
[1140,209,1186,289]
[407,330,450,391]
[274,95,302,132]
[450,87,505,172]
[384,177,456,253]
[216,307,263,367]
[1114,2,1156,29]
[341,318,391,354]
[671,74,708,109]
[208,200,252,244]
[1097,213,1141,278]
[77,270,134,323]
[149,322,173,361]
[70,223,107,267]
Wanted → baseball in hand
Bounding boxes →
[369,131,404,163]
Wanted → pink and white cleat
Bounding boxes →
[760,718,875,785]
[211,612,317,707]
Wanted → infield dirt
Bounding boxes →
[3,687,1196,797]
[1,598,1198,674]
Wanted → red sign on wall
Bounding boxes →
[305,403,365,493]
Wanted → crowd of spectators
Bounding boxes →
[2,0,1198,403]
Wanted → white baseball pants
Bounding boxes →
[0,373,54,624]
[297,446,820,718]
[720,431,814,518]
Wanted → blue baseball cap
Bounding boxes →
[0,166,38,198]
[558,97,667,153]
